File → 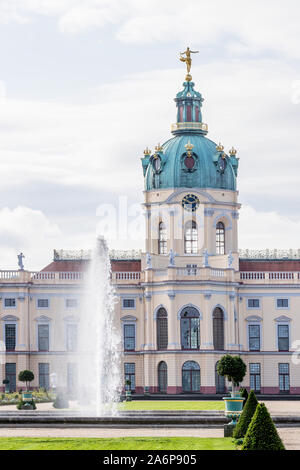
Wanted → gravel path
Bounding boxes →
[1,400,300,415]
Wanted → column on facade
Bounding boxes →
[202,293,213,350]
[225,295,237,350]
[168,209,175,252]
[145,210,152,253]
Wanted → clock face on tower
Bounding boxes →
[181,194,200,212]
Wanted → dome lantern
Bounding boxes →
[171,81,208,136]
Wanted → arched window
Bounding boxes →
[158,361,168,393]
[215,361,226,394]
[216,222,225,254]
[182,361,200,392]
[213,307,224,350]
[158,222,167,254]
[180,307,200,350]
[156,308,168,350]
[184,220,197,254]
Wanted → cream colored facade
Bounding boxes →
[0,185,299,395]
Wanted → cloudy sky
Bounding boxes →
[0,0,299,270]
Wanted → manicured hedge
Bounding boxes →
[242,403,285,450]
[233,390,258,439]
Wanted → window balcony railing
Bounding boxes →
[240,272,300,282]
[171,122,208,132]
[112,272,142,284]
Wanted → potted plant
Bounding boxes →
[125,379,132,402]
[217,355,247,427]
[18,370,34,402]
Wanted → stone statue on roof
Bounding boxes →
[17,252,25,270]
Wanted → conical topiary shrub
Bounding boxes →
[240,388,248,407]
[241,403,285,450]
[233,390,258,439]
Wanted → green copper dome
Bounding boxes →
[141,80,239,192]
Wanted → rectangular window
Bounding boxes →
[67,363,78,396]
[124,324,135,351]
[66,299,78,308]
[186,264,197,275]
[122,299,135,309]
[277,298,289,308]
[181,317,200,350]
[249,324,260,351]
[248,299,260,308]
[5,324,16,351]
[37,299,49,308]
[124,363,135,392]
[279,363,290,393]
[4,298,16,307]
[250,363,261,392]
[66,324,78,352]
[158,222,167,255]
[38,324,49,351]
[5,363,16,392]
[39,363,50,389]
[278,325,289,351]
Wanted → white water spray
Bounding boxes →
[76,237,122,416]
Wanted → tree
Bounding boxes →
[18,370,34,391]
[242,403,285,450]
[217,355,247,395]
[233,390,258,439]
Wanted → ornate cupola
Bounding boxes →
[172,80,208,136]
[141,49,239,192]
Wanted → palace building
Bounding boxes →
[0,68,300,396]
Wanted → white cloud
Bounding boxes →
[0,58,298,201]
[0,57,299,267]
[0,206,61,269]
[239,205,300,249]
[1,1,300,58]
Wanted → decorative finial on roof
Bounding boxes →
[155,143,163,153]
[185,140,194,152]
[179,47,199,82]
[216,143,224,152]
[229,147,237,156]
[144,146,151,156]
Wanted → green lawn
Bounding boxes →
[0,437,235,450]
[121,400,224,411]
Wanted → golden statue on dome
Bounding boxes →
[180,47,199,81]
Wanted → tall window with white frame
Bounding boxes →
[212,308,224,350]
[279,363,290,393]
[158,221,167,254]
[248,324,260,351]
[123,324,135,351]
[278,324,289,351]
[180,307,200,350]
[38,324,49,351]
[39,363,50,389]
[250,363,261,393]
[124,363,135,392]
[216,222,225,255]
[5,324,16,351]
[5,363,16,392]
[156,308,168,350]
[184,220,197,254]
